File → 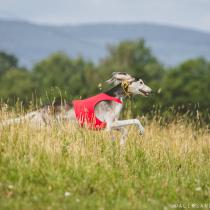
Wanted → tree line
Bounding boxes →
[0,40,209,124]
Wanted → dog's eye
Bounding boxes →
[140,81,143,85]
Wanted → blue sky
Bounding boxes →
[0,0,209,32]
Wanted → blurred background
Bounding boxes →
[0,0,209,123]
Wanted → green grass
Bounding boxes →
[0,112,210,210]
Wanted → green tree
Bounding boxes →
[161,58,210,121]
[32,52,98,103]
[0,68,35,105]
[0,52,18,76]
[100,39,163,79]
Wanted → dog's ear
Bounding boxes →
[106,72,135,85]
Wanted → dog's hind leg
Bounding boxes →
[1,111,37,127]
[1,111,48,127]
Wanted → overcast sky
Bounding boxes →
[0,0,209,32]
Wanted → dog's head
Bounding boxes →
[106,72,152,97]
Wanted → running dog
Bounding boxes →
[1,72,152,144]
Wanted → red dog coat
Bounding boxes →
[73,93,122,129]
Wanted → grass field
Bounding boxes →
[0,111,210,210]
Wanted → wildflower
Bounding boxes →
[64,191,71,197]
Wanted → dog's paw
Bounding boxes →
[139,127,145,135]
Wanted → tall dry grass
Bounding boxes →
[0,108,210,210]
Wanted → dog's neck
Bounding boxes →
[105,84,128,100]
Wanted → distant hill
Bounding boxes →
[0,19,210,67]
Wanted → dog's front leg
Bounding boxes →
[106,126,128,145]
[109,119,145,135]
[119,127,128,145]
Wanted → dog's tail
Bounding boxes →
[0,111,37,127]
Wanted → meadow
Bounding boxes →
[0,110,210,210]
